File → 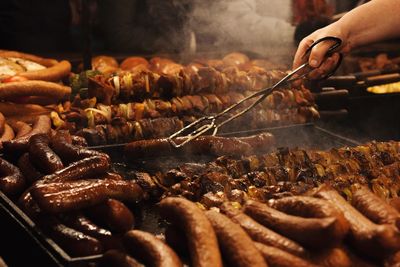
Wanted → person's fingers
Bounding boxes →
[307,53,341,80]
[307,39,338,68]
[293,38,314,69]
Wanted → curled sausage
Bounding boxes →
[350,184,400,229]
[86,199,135,233]
[28,134,63,174]
[0,80,71,100]
[123,230,183,267]
[39,155,110,184]
[51,131,109,164]
[10,121,32,138]
[205,210,268,267]
[220,202,307,257]
[269,196,349,242]
[243,200,346,249]
[39,216,103,257]
[31,179,144,213]
[159,197,223,267]
[314,185,400,258]
[3,115,51,154]
[101,249,144,267]
[255,242,317,267]
[0,157,26,196]
[17,153,43,183]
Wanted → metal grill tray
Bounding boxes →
[0,124,360,267]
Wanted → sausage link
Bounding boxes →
[39,216,103,257]
[0,112,5,136]
[0,124,15,149]
[243,200,345,249]
[28,134,63,174]
[10,121,32,138]
[0,157,26,196]
[314,185,400,258]
[123,230,183,267]
[18,190,41,220]
[3,115,51,154]
[159,197,223,267]
[39,155,110,184]
[17,153,43,183]
[220,202,307,257]
[51,131,109,164]
[255,242,317,267]
[350,184,400,229]
[86,199,135,233]
[31,179,143,213]
[205,210,268,267]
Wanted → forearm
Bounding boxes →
[336,0,400,49]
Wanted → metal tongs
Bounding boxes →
[168,36,343,147]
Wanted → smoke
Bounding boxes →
[188,0,296,64]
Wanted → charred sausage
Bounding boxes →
[17,153,43,183]
[0,157,26,196]
[31,179,143,213]
[38,155,110,184]
[159,197,223,267]
[86,199,135,233]
[28,134,63,174]
[123,230,183,267]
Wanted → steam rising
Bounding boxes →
[188,0,296,63]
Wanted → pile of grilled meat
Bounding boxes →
[54,52,319,145]
[128,140,400,205]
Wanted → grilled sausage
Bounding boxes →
[310,247,352,267]
[10,121,32,138]
[51,131,108,164]
[28,134,63,174]
[18,190,41,220]
[101,249,144,267]
[19,60,71,81]
[0,124,15,149]
[39,216,103,257]
[220,202,307,257]
[17,153,43,183]
[38,155,110,184]
[3,115,51,154]
[31,179,143,213]
[0,80,71,100]
[350,184,400,229]
[58,212,121,250]
[159,197,223,267]
[0,112,5,136]
[123,230,183,267]
[314,185,400,258]
[0,157,26,196]
[86,199,135,233]
[255,242,317,267]
[205,210,268,267]
[243,200,346,249]
[269,196,350,242]
[124,133,275,158]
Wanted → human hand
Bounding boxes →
[293,22,351,80]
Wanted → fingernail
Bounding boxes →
[310,59,318,67]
